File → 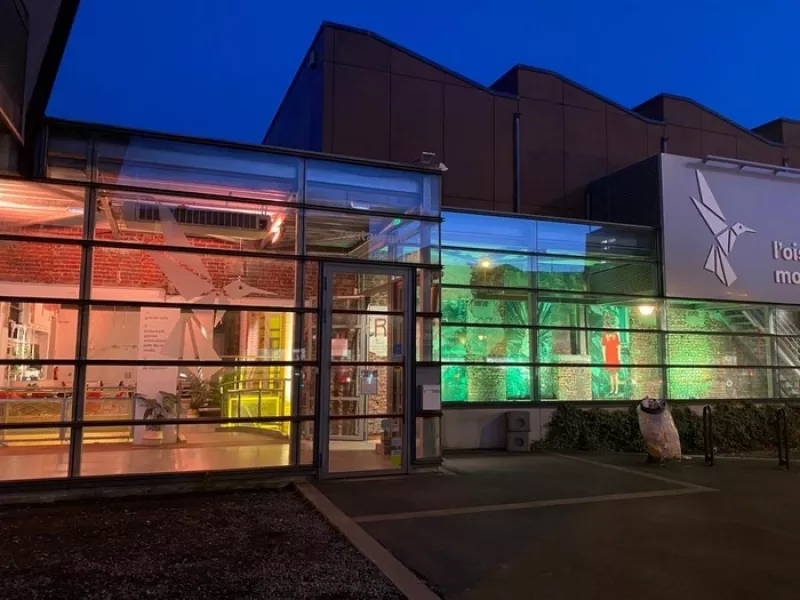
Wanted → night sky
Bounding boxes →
[48,0,800,144]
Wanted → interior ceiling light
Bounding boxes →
[637,304,656,316]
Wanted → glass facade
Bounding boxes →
[440,211,800,404]
[0,124,441,481]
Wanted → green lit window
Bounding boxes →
[538,295,660,329]
[441,249,533,288]
[665,301,768,333]
[441,326,531,363]
[441,287,530,325]
[536,257,658,295]
[442,365,532,402]
[666,333,769,367]
[667,367,770,401]
[538,366,662,401]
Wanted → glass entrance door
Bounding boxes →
[319,263,412,477]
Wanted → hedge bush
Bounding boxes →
[544,402,800,454]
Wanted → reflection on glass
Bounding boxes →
[0,180,85,238]
[1,302,78,361]
[441,211,656,259]
[87,308,311,362]
[416,318,440,362]
[415,416,441,460]
[79,423,295,476]
[536,221,655,259]
[329,365,403,423]
[666,301,769,333]
[536,256,658,295]
[539,366,662,401]
[94,190,298,254]
[330,271,402,311]
[442,287,531,325]
[95,136,301,201]
[537,328,661,367]
[331,313,403,362]
[306,210,438,263]
[537,295,660,329]
[667,368,770,401]
[91,247,298,304]
[667,333,769,367]
[441,212,536,252]
[441,326,530,363]
[306,160,439,215]
[441,249,533,288]
[0,429,70,480]
[328,417,403,473]
[0,240,81,299]
[442,365,532,402]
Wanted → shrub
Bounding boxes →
[543,402,798,454]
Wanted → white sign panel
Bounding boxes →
[661,154,800,304]
[134,307,181,445]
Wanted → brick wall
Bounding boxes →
[0,236,299,302]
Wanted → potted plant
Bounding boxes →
[134,391,181,443]
[184,373,222,418]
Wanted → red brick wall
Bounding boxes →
[0,236,299,301]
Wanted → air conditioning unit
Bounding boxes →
[506,410,531,432]
[506,431,531,452]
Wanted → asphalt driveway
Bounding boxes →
[317,453,800,600]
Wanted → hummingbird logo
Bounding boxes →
[690,170,755,287]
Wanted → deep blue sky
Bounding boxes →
[49,0,800,144]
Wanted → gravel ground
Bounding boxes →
[0,488,404,600]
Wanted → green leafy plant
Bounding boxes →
[134,392,180,431]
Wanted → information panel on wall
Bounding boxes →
[661,154,800,304]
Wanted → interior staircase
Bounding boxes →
[718,307,800,399]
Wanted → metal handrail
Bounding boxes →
[777,407,790,470]
[703,405,714,466]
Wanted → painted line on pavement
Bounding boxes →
[297,483,440,600]
[549,452,718,492]
[352,486,712,523]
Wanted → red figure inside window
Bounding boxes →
[601,317,622,395]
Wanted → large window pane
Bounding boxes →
[91,247,299,304]
[442,326,531,363]
[539,366,662,401]
[416,317,440,362]
[0,240,81,299]
[79,422,297,476]
[442,249,533,288]
[87,307,313,362]
[0,179,85,239]
[538,328,661,366]
[95,135,301,201]
[0,429,70,480]
[537,256,658,295]
[94,189,298,254]
[305,210,438,264]
[537,294,660,330]
[442,287,531,325]
[46,128,90,181]
[441,212,536,252]
[667,367,770,400]
[536,221,656,259]
[773,308,800,336]
[2,302,78,361]
[442,365,532,402]
[666,301,769,333]
[306,160,439,216]
[83,364,302,427]
[667,333,769,367]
